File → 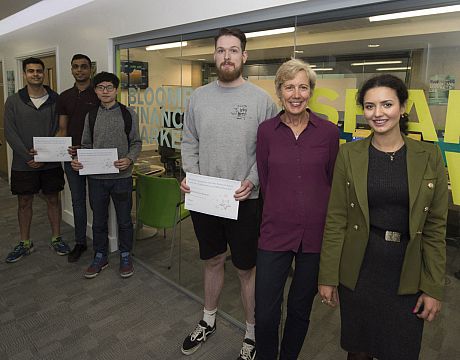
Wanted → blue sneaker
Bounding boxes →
[119,252,134,278]
[50,237,71,255]
[85,252,108,279]
[6,242,34,263]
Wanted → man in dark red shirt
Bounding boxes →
[56,54,99,262]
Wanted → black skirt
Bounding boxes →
[339,228,424,360]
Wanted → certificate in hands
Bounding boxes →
[33,137,72,162]
[77,148,119,175]
[185,173,240,220]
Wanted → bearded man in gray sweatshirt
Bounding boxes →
[71,72,141,279]
[4,57,70,263]
[180,28,278,360]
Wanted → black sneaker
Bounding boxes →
[181,320,216,355]
[68,244,87,263]
[237,338,256,360]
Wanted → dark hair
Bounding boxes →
[22,57,44,72]
[71,54,91,66]
[93,71,120,88]
[214,27,247,51]
[357,74,409,134]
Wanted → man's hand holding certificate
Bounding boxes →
[75,148,119,175]
[184,173,241,220]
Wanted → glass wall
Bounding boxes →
[117,6,460,335]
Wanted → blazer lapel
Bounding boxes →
[405,137,428,220]
[349,137,371,231]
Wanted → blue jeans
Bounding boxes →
[64,162,87,245]
[255,249,320,360]
[88,177,133,256]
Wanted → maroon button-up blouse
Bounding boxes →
[256,110,339,253]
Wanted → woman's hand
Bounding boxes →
[413,293,441,322]
[318,285,339,307]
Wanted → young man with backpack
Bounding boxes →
[71,72,141,279]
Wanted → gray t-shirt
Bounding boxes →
[181,80,278,199]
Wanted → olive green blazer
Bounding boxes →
[318,135,448,300]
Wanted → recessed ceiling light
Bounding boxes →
[309,64,317,68]
[196,58,206,61]
[294,50,304,54]
[146,41,187,51]
[314,68,334,71]
[368,44,380,48]
[369,5,460,22]
[376,66,411,71]
[351,60,402,66]
[245,27,295,38]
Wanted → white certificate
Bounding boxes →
[77,148,119,175]
[33,137,72,162]
[185,173,240,220]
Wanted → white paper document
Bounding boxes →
[33,137,72,162]
[77,148,119,175]
[185,173,241,220]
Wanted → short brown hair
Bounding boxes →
[214,27,247,51]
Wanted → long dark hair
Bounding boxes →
[357,74,409,134]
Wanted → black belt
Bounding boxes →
[370,226,408,243]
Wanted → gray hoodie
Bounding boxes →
[4,86,60,171]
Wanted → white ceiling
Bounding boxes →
[0,0,41,21]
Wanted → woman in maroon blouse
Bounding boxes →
[255,59,339,359]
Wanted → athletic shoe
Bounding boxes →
[119,252,134,278]
[50,237,71,255]
[84,252,108,279]
[5,242,34,263]
[237,338,256,360]
[181,320,216,355]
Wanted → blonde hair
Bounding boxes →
[275,58,317,99]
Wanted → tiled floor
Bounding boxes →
[1,176,460,359]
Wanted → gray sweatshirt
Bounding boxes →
[181,81,278,199]
[4,86,60,171]
[81,103,142,179]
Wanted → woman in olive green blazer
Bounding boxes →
[318,75,448,360]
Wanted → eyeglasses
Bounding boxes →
[95,85,116,92]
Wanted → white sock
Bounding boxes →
[245,321,255,341]
[203,307,217,327]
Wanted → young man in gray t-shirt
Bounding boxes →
[180,27,278,360]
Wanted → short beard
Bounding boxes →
[217,61,243,83]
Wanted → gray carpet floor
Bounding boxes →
[0,178,244,360]
[1,176,460,359]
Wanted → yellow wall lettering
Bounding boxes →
[309,88,340,124]
[444,90,460,144]
[445,152,460,205]
[406,90,438,141]
[343,89,362,133]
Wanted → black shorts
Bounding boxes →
[190,199,261,270]
[11,166,65,195]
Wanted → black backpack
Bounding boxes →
[88,102,132,143]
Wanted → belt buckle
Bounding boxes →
[385,230,401,243]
